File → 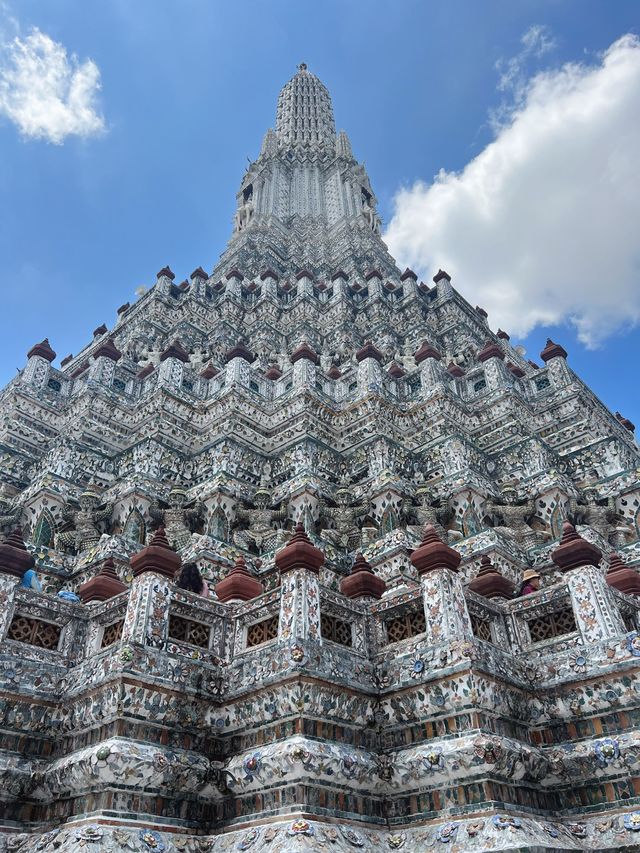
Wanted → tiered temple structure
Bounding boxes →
[2,64,640,852]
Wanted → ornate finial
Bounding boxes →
[298,62,308,72]
[275,522,324,574]
[410,524,461,575]
[551,522,602,572]
[468,554,516,599]
[340,553,386,600]
[215,554,263,603]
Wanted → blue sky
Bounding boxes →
[0,0,639,429]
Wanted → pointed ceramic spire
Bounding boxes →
[160,340,190,363]
[606,553,640,596]
[78,557,127,602]
[410,524,461,575]
[0,527,35,578]
[340,553,385,599]
[414,341,442,364]
[215,555,263,603]
[291,342,319,364]
[157,266,175,280]
[93,337,122,362]
[400,268,417,282]
[477,340,504,362]
[551,522,602,572]
[27,338,56,362]
[446,361,465,378]
[275,522,324,574]
[265,364,283,380]
[433,269,451,283]
[540,338,568,362]
[130,526,181,579]
[468,555,515,599]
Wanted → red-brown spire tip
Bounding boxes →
[507,362,526,378]
[260,268,279,281]
[328,364,342,379]
[540,338,568,362]
[275,523,324,574]
[341,552,386,599]
[606,552,640,596]
[78,556,128,603]
[137,363,155,380]
[355,341,383,362]
[93,337,122,362]
[215,554,263,602]
[93,324,108,337]
[468,554,515,600]
[411,524,461,575]
[477,340,504,362]
[400,268,417,281]
[190,266,208,281]
[296,269,314,281]
[496,329,510,340]
[291,342,319,364]
[0,527,35,578]
[414,341,442,364]
[331,269,348,282]
[433,269,451,284]
[157,266,175,281]
[200,362,219,380]
[224,341,254,363]
[365,269,382,281]
[446,361,465,377]
[27,338,56,362]
[388,361,406,378]
[130,525,181,579]
[160,339,190,363]
[265,364,283,380]
[551,521,602,572]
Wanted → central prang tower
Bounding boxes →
[215,62,398,279]
[1,65,640,853]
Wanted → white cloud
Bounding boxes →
[384,34,640,348]
[0,27,104,143]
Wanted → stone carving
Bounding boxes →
[570,487,634,547]
[404,487,460,543]
[149,487,204,550]
[233,486,289,553]
[0,486,22,535]
[487,487,545,550]
[320,484,369,551]
[55,487,113,553]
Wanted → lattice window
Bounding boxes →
[527,606,576,643]
[7,615,61,650]
[321,613,353,647]
[168,615,211,648]
[470,613,493,643]
[385,610,426,644]
[47,378,61,392]
[535,377,551,391]
[246,615,279,648]
[101,620,124,648]
[473,378,487,393]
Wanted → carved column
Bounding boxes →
[275,523,323,646]
[291,342,318,388]
[356,342,383,395]
[411,525,473,643]
[22,339,56,389]
[552,522,625,642]
[123,528,180,649]
[89,337,122,387]
[414,341,445,397]
[158,340,190,389]
[224,342,254,388]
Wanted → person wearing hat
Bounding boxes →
[518,569,541,596]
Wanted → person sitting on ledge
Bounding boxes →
[175,561,209,597]
[517,568,541,596]
[21,567,42,593]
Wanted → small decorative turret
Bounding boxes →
[615,412,635,432]
[606,553,640,596]
[400,268,417,282]
[507,362,525,378]
[215,555,263,603]
[328,364,342,379]
[355,341,383,362]
[200,362,219,380]
[414,341,442,364]
[540,338,568,362]
[275,522,324,574]
[265,364,283,380]
[340,553,385,600]
[190,267,208,281]
[27,338,56,362]
[388,362,406,378]
[93,324,107,337]
[446,361,465,378]
[224,342,254,363]
[551,522,602,572]
[0,528,35,578]
[496,329,510,340]
[291,342,319,364]
[160,340,190,363]
[477,340,504,362]
[157,266,175,281]
[433,269,451,283]
[475,306,488,319]
[410,524,461,575]
[468,555,515,599]
[130,527,181,579]
[78,557,127,602]
[260,268,279,282]
[93,337,122,362]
